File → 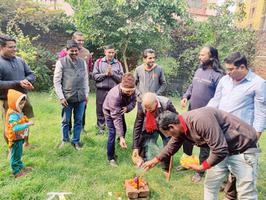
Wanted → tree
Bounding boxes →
[67,0,188,71]
[170,0,256,94]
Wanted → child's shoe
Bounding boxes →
[15,171,24,178]
[22,166,33,173]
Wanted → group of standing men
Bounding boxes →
[1,31,266,200]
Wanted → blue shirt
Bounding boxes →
[207,70,266,133]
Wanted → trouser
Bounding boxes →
[105,114,127,160]
[224,173,237,200]
[1,99,34,144]
[140,131,170,171]
[96,89,109,130]
[10,140,24,176]
[61,101,86,144]
[204,151,259,200]
[182,140,210,176]
[67,104,87,132]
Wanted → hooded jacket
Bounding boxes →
[5,89,29,148]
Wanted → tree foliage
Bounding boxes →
[67,0,188,71]
[170,0,256,94]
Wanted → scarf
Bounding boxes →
[145,104,158,133]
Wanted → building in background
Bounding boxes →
[188,0,218,21]
[238,0,266,30]
[33,0,74,16]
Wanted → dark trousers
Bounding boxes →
[224,173,237,200]
[140,131,171,171]
[106,114,127,160]
[182,141,210,175]
[96,89,109,130]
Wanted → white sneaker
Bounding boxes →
[109,159,118,167]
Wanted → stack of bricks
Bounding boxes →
[125,179,150,200]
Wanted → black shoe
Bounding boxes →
[72,143,82,151]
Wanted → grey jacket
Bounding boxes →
[158,107,258,169]
[53,56,89,103]
[93,57,124,90]
[103,84,136,137]
[135,64,166,102]
[0,56,35,100]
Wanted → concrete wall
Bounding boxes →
[254,31,266,79]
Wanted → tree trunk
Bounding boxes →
[122,41,129,72]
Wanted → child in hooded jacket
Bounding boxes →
[5,89,34,178]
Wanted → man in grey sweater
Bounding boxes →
[54,40,89,150]
[0,35,35,147]
[143,108,259,200]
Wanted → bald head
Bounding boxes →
[142,92,157,112]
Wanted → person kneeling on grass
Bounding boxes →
[142,108,259,200]
[103,73,136,167]
[5,89,34,178]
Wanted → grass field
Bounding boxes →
[0,92,265,200]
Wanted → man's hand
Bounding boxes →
[119,137,127,149]
[142,157,160,171]
[60,98,68,107]
[85,97,89,104]
[187,164,205,173]
[132,149,144,167]
[120,107,127,114]
[180,98,188,109]
[20,79,34,90]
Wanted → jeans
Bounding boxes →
[106,114,127,160]
[10,140,24,175]
[204,152,259,200]
[96,89,109,130]
[61,101,85,144]
[141,131,170,171]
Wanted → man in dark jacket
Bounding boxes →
[93,44,124,134]
[143,107,259,200]
[103,73,136,167]
[132,92,178,172]
[0,35,35,147]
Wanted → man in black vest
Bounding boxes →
[54,40,89,150]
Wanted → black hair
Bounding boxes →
[66,40,79,50]
[104,44,115,50]
[0,35,16,47]
[224,52,248,69]
[204,46,225,74]
[158,111,180,131]
[143,49,155,58]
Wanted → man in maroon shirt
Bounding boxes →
[143,108,259,200]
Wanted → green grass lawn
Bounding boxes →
[0,92,265,200]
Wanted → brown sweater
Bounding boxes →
[158,107,258,168]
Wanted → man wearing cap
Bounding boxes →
[54,40,89,151]
[132,92,178,172]
[143,107,259,200]
[93,44,124,135]
[103,73,136,167]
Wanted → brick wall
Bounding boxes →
[254,31,266,79]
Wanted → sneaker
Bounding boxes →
[22,166,33,173]
[191,172,203,183]
[175,165,188,172]
[15,170,24,178]
[82,128,88,134]
[72,143,82,151]
[96,129,105,135]
[109,159,118,167]
[58,141,68,149]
